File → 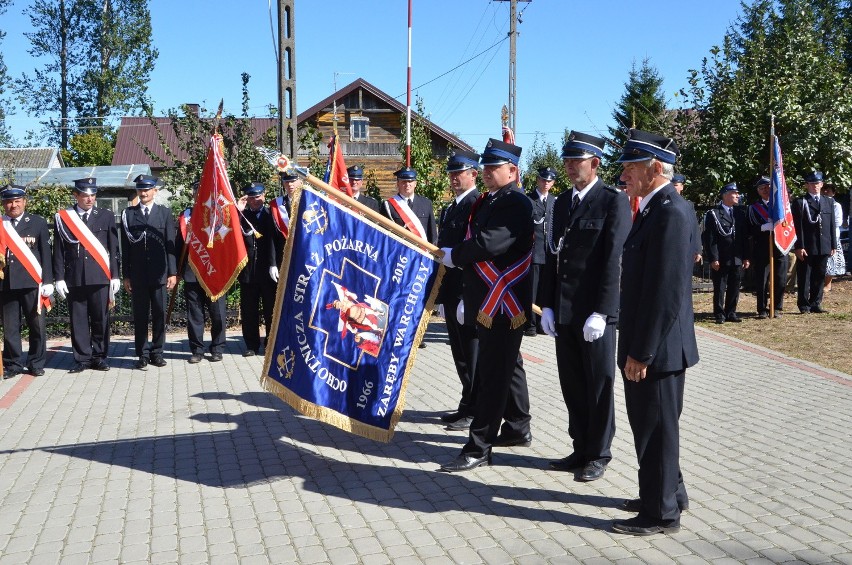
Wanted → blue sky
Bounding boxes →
[3,0,746,164]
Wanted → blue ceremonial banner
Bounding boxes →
[261,185,444,442]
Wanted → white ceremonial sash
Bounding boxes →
[56,209,112,279]
[387,196,427,240]
[270,196,290,238]
[2,220,43,282]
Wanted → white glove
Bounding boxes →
[456,301,465,325]
[436,304,445,318]
[41,284,54,298]
[55,280,69,299]
[540,307,558,337]
[110,279,120,295]
[269,266,280,283]
[761,222,773,232]
[440,247,455,268]
[583,313,607,342]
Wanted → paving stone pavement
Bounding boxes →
[1,321,851,564]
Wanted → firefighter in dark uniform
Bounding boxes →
[525,166,556,336]
[749,176,788,318]
[121,174,178,369]
[347,165,380,212]
[703,182,751,323]
[436,150,481,431]
[53,178,120,373]
[236,182,278,356]
[380,167,438,245]
[614,129,699,536]
[1,185,53,379]
[792,171,836,313]
[538,132,631,482]
[438,139,534,473]
[177,185,226,364]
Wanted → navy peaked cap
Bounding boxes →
[446,150,481,173]
[279,170,299,182]
[719,182,738,195]
[754,176,770,188]
[394,167,417,180]
[616,129,679,165]
[133,174,158,189]
[804,171,824,183]
[73,177,98,194]
[346,165,364,180]
[537,167,557,181]
[1,184,27,200]
[242,182,266,196]
[672,173,686,184]
[480,138,522,166]
[561,131,605,159]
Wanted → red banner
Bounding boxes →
[324,135,353,197]
[187,134,248,300]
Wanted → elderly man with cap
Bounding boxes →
[436,149,481,431]
[347,165,380,212]
[381,167,437,245]
[749,176,788,318]
[792,171,836,313]
[437,138,534,473]
[177,182,226,364]
[614,129,699,536]
[538,131,631,482]
[703,182,750,323]
[524,166,556,337]
[53,178,120,373]
[0,185,53,379]
[236,181,279,356]
[672,173,703,263]
[121,174,177,369]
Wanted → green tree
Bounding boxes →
[677,0,852,203]
[145,73,276,214]
[521,132,568,196]
[61,129,115,165]
[0,0,13,146]
[15,0,157,148]
[601,58,672,184]
[398,96,450,208]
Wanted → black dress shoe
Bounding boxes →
[69,363,89,374]
[799,308,810,314]
[773,310,783,318]
[150,355,167,367]
[445,416,473,431]
[620,498,689,513]
[578,460,607,481]
[727,314,742,323]
[549,453,585,472]
[91,359,110,371]
[3,369,22,380]
[612,515,680,536]
[439,452,491,473]
[714,317,725,324]
[811,305,827,313]
[27,367,45,377]
[188,354,203,364]
[492,431,532,448]
[210,352,223,362]
[242,350,256,357]
[135,357,149,370]
[440,411,465,423]
[523,327,537,337]
[757,311,768,319]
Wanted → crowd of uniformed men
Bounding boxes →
[1,127,844,537]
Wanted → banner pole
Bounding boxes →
[768,116,776,318]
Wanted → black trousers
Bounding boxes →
[796,253,829,311]
[527,263,542,329]
[554,322,616,464]
[241,281,276,352]
[710,264,742,318]
[68,284,110,364]
[463,316,530,458]
[1,288,46,372]
[443,295,479,416]
[623,369,688,523]
[131,283,166,357]
[753,254,788,314]
[184,282,226,355]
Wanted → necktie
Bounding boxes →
[12,218,18,228]
[82,212,89,225]
[143,207,149,220]
[571,194,580,213]
[407,199,413,208]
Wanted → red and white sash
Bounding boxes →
[56,209,112,280]
[387,196,426,240]
[178,209,191,241]
[270,196,290,238]
[1,219,51,312]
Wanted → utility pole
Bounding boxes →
[495,0,529,134]
[278,0,297,157]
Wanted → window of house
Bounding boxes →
[350,117,369,142]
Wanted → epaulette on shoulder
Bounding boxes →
[601,184,621,195]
